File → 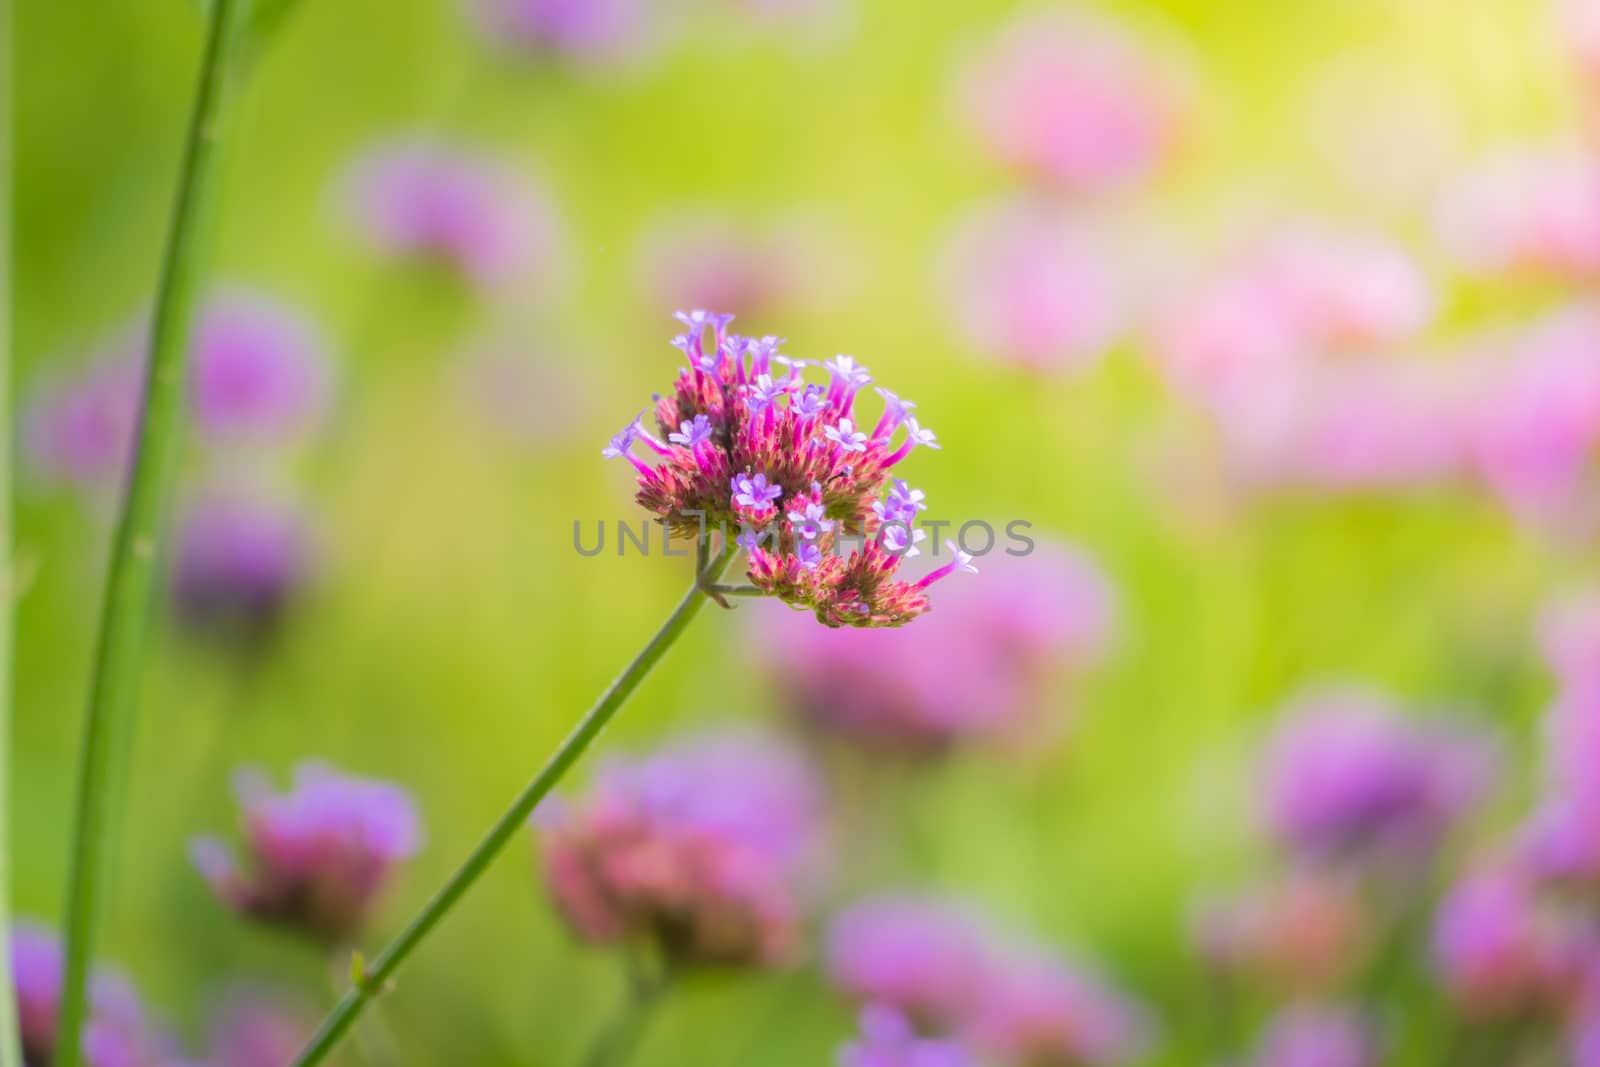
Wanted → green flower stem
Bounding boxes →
[0,0,20,1062]
[579,964,673,1067]
[53,2,248,1064]
[292,547,739,1067]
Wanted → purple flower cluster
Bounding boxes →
[342,138,559,291]
[1246,1006,1375,1067]
[607,311,972,627]
[170,491,316,647]
[11,921,165,1067]
[191,762,422,945]
[535,730,828,970]
[827,894,1150,1066]
[1259,685,1497,864]
[759,541,1115,756]
[462,0,654,67]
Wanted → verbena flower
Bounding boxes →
[189,291,332,447]
[23,338,144,492]
[11,921,162,1067]
[1246,1006,1375,1067]
[940,198,1122,375]
[1431,864,1591,1022]
[838,1005,975,1067]
[191,762,422,945]
[1436,148,1600,284]
[968,950,1152,1067]
[957,7,1188,193]
[462,0,655,67]
[1259,685,1497,864]
[535,730,827,970]
[1190,873,1369,994]
[761,542,1115,755]
[607,311,973,628]
[341,139,559,291]
[191,987,314,1067]
[827,896,1000,1033]
[170,491,316,649]
[1468,307,1600,533]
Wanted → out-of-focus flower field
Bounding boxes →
[12,0,1600,1063]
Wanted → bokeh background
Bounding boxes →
[11,0,1600,1063]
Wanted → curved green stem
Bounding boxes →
[292,548,739,1067]
[53,2,247,1064]
[0,0,19,1062]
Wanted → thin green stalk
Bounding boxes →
[53,2,248,1064]
[0,0,20,1062]
[579,964,672,1067]
[292,548,738,1067]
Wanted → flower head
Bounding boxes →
[827,896,1001,1031]
[958,8,1188,192]
[189,292,332,446]
[342,139,560,290]
[196,988,315,1067]
[838,1005,976,1067]
[762,542,1116,755]
[463,0,656,67]
[1247,1006,1375,1067]
[191,762,422,945]
[170,491,316,649]
[1437,148,1600,284]
[1190,874,1369,994]
[11,921,161,1067]
[1259,685,1497,863]
[968,950,1152,1067]
[536,730,827,970]
[619,312,968,627]
[23,341,143,493]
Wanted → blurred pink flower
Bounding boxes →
[1437,149,1600,283]
[760,541,1116,755]
[191,762,422,945]
[827,896,1000,1032]
[1190,874,1369,993]
[1467,307,1600,532]
[189,292,331,447]
[1247,1006,1374,1067]
[197,988,314,1067]
[23,338,143,492]
[637,212,854,325]
[967,950,1152,1067]
[342,139,561,290]
[1259,685,1497,863]
[11,921,162,1067]
[958,7,1187,192]
[462,0,656,66]
[940,198,1123,374]
[536,730,827,970]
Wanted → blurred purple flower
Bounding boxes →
[838,1005,975,1067]
[1190,873,1369,994]
[940,198,1123,374]
[191,762,422,945]
[1431,864,1588,1022]
[23,341,143,492]
[1247,1006,1374,1067]
[1437,149,1600,284]
[189,292,331,447]
[11,921,160,1067]
[827,896,999,1033]
[638,211,859,325]
[1259,686,1497,863]
[535,730,828,970]
[463,0,655,67]
[761,542,1115,756]
[958,7,1188,192]
[342,139,560,290]
[195,988,314,1067]
[968,949,1152,1067]
[170,491,316,647]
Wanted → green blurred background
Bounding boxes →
[10,0,1587,1062]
